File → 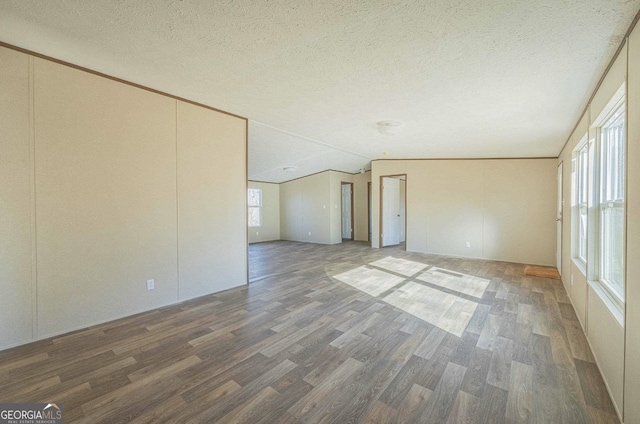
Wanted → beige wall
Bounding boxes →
[279,170,370,245]
[0,47,33,347]
[484,160,558,264]
[371,159,557,266]
[248,181,280,243]
[625,20,640,424]
[177,101,247,300]
[0,46,247,350]
[280,171,332,244]
[34,58,179,337]
[559,30,640,421]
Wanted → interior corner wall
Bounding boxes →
[279,170,369,245]
[248,181,280,243]
[280,171,332,244]
[371,159,557,266]
[0,45,247,351]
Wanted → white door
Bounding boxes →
[556,163,563,274]
[382,177,400,246]
[341,184,352,239]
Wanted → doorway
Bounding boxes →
[341,182,354,240]
[380,175,407,248]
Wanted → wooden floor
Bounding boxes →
[0,241,619,423]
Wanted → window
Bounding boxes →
[571,85,626,318]
[572,139,589,265]
[598,104,625,303]
[248,188,262,227]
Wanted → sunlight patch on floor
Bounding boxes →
[332,257,484,337]
[333,266,405,297]
[368,256,428,277]
[384,282,477,337]
[416,267,490,299]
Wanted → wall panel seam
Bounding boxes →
[176,100,180,301]
[29,54,38,340]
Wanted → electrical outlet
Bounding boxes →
[465,242,471,248]
[256,231,259,236]
[147,279,155,291]
[308,232,311,236]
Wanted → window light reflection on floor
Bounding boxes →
[332,256,490,337]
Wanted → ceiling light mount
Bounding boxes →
[282,166,297,173]
[376,120,403,135]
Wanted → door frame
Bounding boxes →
[379,174,407,248]
[557,162,563,274]
[367,182,372,243]
[341,181,354,241]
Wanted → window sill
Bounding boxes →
[587,279,624,327]
[571,257,587,277]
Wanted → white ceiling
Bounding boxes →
[1,1,638,183]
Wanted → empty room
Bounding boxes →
[1,1,640,423]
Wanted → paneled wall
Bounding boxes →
[371,159,557,266]
[0,47,33,348]
[0,45,247,350]
[558,45,627,419]
[177,101,247,301]
[34,58,179,336]
[559,20,640,422]
[625,19,640,424]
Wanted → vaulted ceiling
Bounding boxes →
[1,1,638,182]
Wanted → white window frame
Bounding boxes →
[587,85,626,319]
[571,136,589,270]
[247,188,262,227]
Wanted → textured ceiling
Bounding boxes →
[1,1,638,182]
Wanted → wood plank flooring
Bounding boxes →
[0,241,619,423]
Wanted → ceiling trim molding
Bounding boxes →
[274,168,369,184]
[248,180,280,185]
[558,6,640,157]
[0,40,247,121]
[370,157,558,162]
[251,120,373,160]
